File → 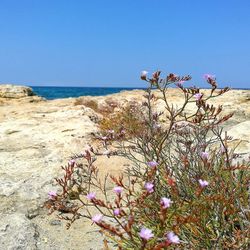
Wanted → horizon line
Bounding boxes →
[29,85,145,89]
[29,85,250,90]
[1,83,249,90]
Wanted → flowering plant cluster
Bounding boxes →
[46,71,250,249]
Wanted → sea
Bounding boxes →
[31,86,145,100]
[31,86,249,100]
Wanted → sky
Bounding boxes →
[0,0,249,88]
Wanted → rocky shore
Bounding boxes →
[0,85,249,249]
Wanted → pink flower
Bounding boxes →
[48,191,57,200]
[147,161,158,168]
[68,159,75,166]
[160,197,172,209]
[176,80,185,88]
[203,74,215,80]
[113,208,121,216]
[201,151,209,159]
[167,232,180,244]
[198,179,209,188]
[92,214,103,223]
[139,227,154,240]
[145,182,154,193]
[220,145,226,153]
[141,71,148,80]
[113,186,123,195]
[194,93,203,101]
[86,192,96,201]
[153,123,161,130]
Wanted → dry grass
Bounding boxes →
[99,102,147,138]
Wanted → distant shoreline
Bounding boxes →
[29,86,250,100]
[30,86,145,100]
[29,85,250,90]
[1,84,248,101]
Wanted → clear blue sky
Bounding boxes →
[0,0,249,88]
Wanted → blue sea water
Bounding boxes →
[31,86,144,100]
[31,86,249,100]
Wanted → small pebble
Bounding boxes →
[49,219,62,226]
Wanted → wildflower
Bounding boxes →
[166,232,180,244]
[86,192,96,201]
[168,73,178,81]
[120,129,126,134]
[141,70,148,80]
[198,179,209,188]
[176,80,185,88]
[160,197,172,209]
[139,227,154,240]
[194,93,203,101]
[147,161,158,168]
[201,151,209,159]
[92,214,103,223]
[48,191,57,200]
[203,74,215,80]
[68,159,75,166]
[113,186,123,195]
[145,182,154,193]
[220,145,226,153]
[113,208,121,216]
[152,71,160,79]
[153,123,161,130]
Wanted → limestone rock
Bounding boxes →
[0,84,35,98]
[0,213,38,250]
[227,120,250,157]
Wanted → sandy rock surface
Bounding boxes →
[0,84,36,98]
[0,87,249,249]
